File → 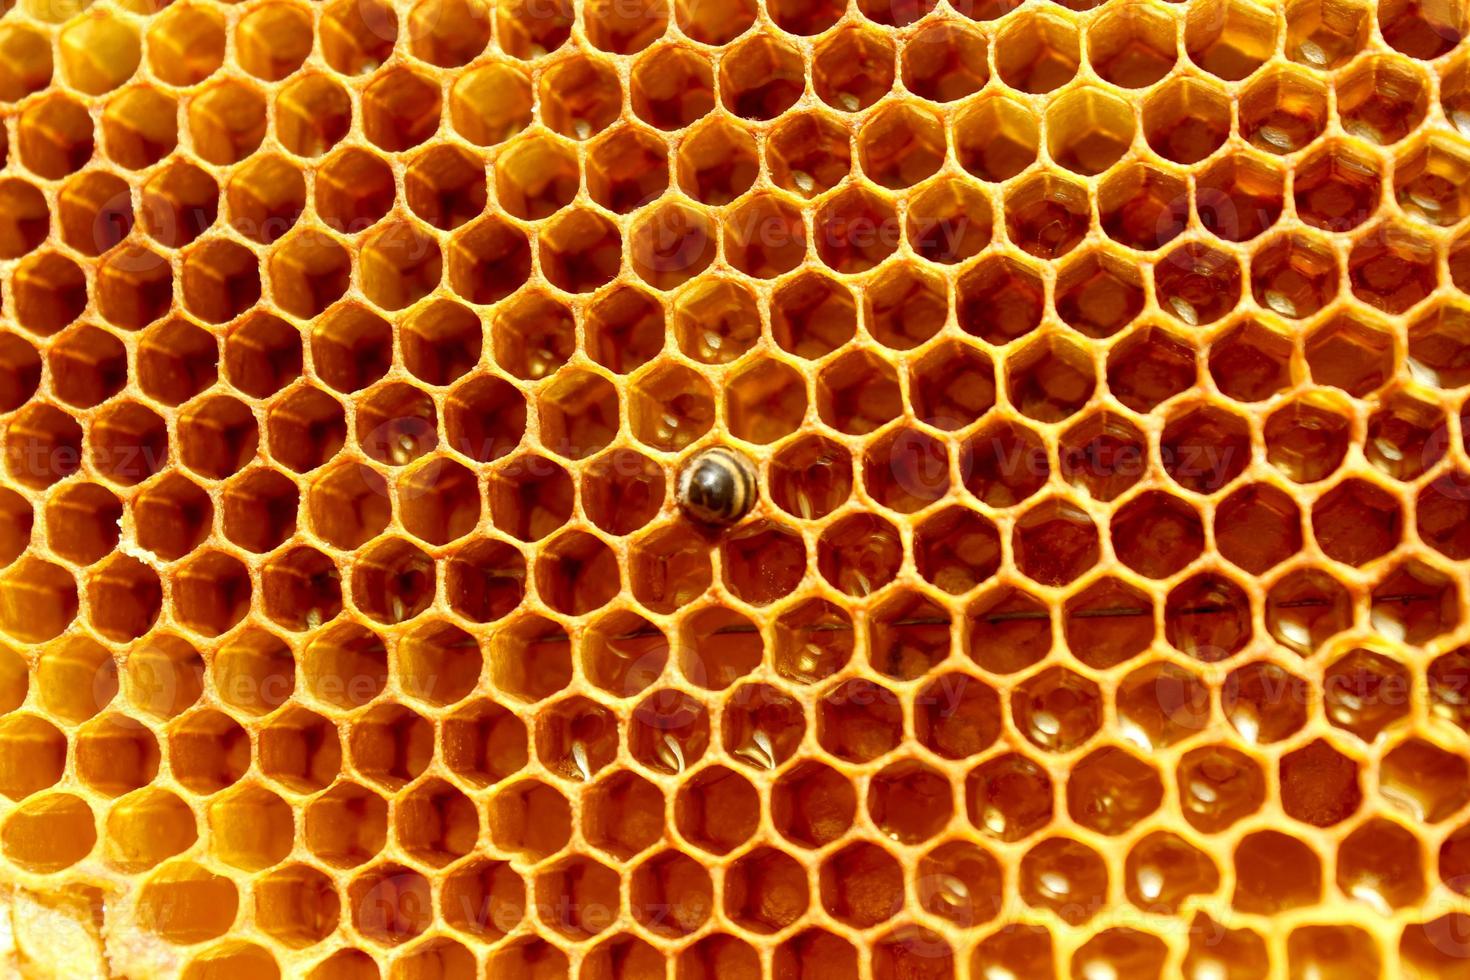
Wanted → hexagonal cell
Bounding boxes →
[1125,834,1220,917]
[400,300,481,388]
[444,375,526,464]
[629,520,710,614]
[1312,477,1403,566]
[1322,645,1413,743]
[857,103,945,191]
[1178,743,1266,833]
[269,231,352,319]
[494,133,577,222]
[1395,135,1470,229]
[1012,497,1099,587]
[724,846,807,934]
[226,154,304,246]
[181,238,261,325]
[2,793,96,874]
[13,251,88,338]
[1223,660,1310,744]
[817,840,905,934]
[1093,165,1186,254]
[346,863,432,945]
[265,386,348,476]
[1142,77,1230,165]
[393,776,478,868]
[534,369,618,459]
[362,66,442,153]
[1182,0,1276,79]
[349,536,436,627]
[531,530,616,616]
[18,93,94,181]
[865,261,948,350]
[1280,738,1362,828]
[630,44,713,132]
[39,483,113,568]
[538,55,620,140]
[86,554,161,642]
[1263,397,1352,485]
[1159,404,1251,495]
[804,24,894,114]
[482,614,570,704]
[1238,68,1329,155]
[1013,666,1102,753]
[351,382,435,470]
[538,208,622,294]
[1058,249,1146,340]
[1046,85,1135,178]
[343,702,432,794]
[586,126,667,215]
[626,362,714,453]
[631,849,709,936]
[104,787,197,874]
[1155,241,1243,327]
[1216,483,1303,574]
[187,78,267,166]
[0,713,67,801]
[0,332,40,415]
[771,760,855,849]
[1289,142,1382,237]
[1211,318,1293,402]
[1365,390,1447,481]
[1283,0,1369,66]
[4,402,82,491]
[402,143,488,233]
[955,93,1039,183]
[677,603,764,689]
[166,708,249,795]
[964,586,1053,677]
[397,456,479,547]
[669,278,758,366]
[580,449,664,539]
[485,779,570,865]
[1165,572,1253,662]
[1419,470,1470,561]
[1056,412,1142,504]
[1005,334,1095,423]
[1349,222,1438,314]
[1004,173,1090,260]
[359,220,442,312]
[813,186,901,273]
[1266,566,1354,655]
[257,705,340,794]
[274,74,353,158]
[252,863,340,950]
[904,181,992,268]
[439,856,525,941]
[56,170,131,258]
[1376,0,1465,56]
[0,558,74,645]
[674,764,758,855]
[900,20,987,103]
[1249,232,1339,320]
[315,148,395,235]
[991,9,1077,93]
[1186,156,1282,250]
[135,163,214,252]
[205,782,292,872]
[223,313,299,400]
[1019,837,1107,925]
[722,192,807,279]
[210,628,294,717]
[628,688,709,776]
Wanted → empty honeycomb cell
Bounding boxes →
[2,793,95,873]
[631,45,713,131]
[1055,249,1146,340]
[1020,836,1107,925]
[58,170,133,258]
[96,245,174,331]
[17,93,93,181]
[1349,222,1439,314]
[1215,483,1304,574]
[954,94,1040,184]
[0,22,52,101]
[1005,173,1091,260]
[105,787,198,873]
[1143,78,1231,167]
[1224,660,1311,744]
[1208,315,1294,398]
[865,261,949,349]
[955,255,1043,346]
[0,714,66,800]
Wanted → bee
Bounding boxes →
[678,446,757,526]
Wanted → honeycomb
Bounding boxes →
[5,0,1470,974]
